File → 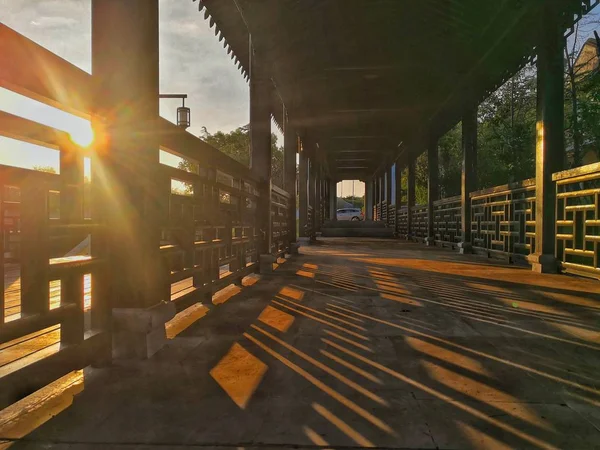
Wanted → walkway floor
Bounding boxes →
[5,238,600,449]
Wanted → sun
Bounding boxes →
[69,123,95,147]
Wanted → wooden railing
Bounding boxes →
[410,205,428,240]
[470,179,536,261]
[0,24,293,407]
[554,162,600,279]
[397,206,408,238]
[381,201,388,224]
[433,195,462,248]
[388,204,396,234]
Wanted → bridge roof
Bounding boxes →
[196,0,595,179]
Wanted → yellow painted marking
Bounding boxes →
[0,370,83,449]
[322,339,558,450]
[324,330,373,353]
[244,332,394,434]
[252,325,387,406]
[320,349,382,384]
[210,343,268,409]
[278,286,305,302]
[165,303,209,339]
[272,300,369,341]
[313,403,375,448]
[258,305,295,333]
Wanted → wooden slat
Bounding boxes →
[0,24,92,117]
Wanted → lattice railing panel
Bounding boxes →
[397,206,409,237]
[470,179,536,259]
[433,196,462,246]
[411,205,428,239]
[554,163,600,278]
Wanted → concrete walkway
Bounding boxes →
[7,238,600,449]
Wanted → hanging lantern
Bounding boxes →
[177,104,191,129]
[159,94,191,130]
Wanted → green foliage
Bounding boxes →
[477,67,537,187]
[569,69,600,163]
[32,165,57,174]
[196,125,285,188]
[342,195,364,210]
[438,123,462,197]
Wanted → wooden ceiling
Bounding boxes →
[195,0,597,180]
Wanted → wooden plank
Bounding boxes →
[0,24,92,118]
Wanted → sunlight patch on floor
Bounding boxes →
[210,342,268,410]
[258,305,295,333]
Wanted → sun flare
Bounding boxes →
[69,123,95,147]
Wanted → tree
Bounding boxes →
[342,195,364,210]
[33,165,57,174]
[477,65,538,187]
[196,125,285,188]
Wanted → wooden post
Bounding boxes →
[283,112,297,248]
[528,5,565,273]
[249,37,274,270]
[385,166,392,225]
[92,0,174,359]
[329,179,337,221]
[308,158,316,239]
[298,146,308,238]
[426,135,439,246]
[407,155,416,239]
[394,163,402,234]
[59,149,84,346]
[20,178,49,317]
[458,107,478,254]
[364,178,372,220]
[394,163,402,210]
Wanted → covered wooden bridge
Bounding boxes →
[1,1,600,448]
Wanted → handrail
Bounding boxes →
[0,23,93,117]
[470,178,535,198]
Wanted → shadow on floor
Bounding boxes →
[5,238,600,449]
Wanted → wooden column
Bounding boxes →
[407,155,416,239]
[394,163,402,210]
[308,158,316,238]
[426,135,439,245]
[313,166,321,232]
[249,37,272,258]
[283,111,297,246]
[458,107,478,254]
[528,5,565,273]
[59,149,85,345]
[92,0,173,359]
[298,147,308,238]
[385,166,392,225]
[330,179,337,221]
[364,179,372,220]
